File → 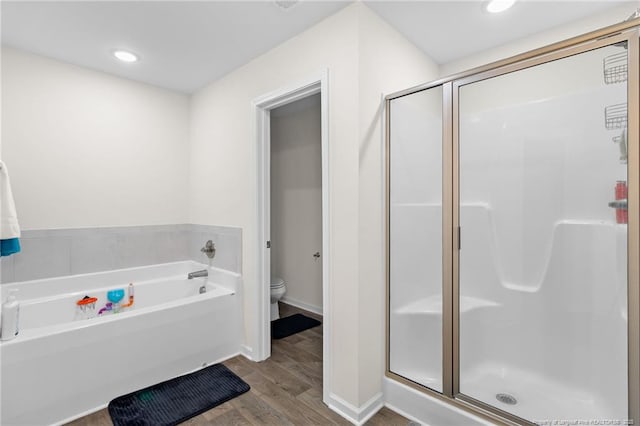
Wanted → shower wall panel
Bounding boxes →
[457,43,628,421]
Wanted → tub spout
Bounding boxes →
[188,269,208,279]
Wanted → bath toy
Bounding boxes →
[76,296,98,319]
[107,289,125,304]
[120,283,135,308]
[98,302,113,316]
[76,296,97,306]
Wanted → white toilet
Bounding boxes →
[270,277,287,320]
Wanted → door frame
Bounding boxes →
[252,70,331,401]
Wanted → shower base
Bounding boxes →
[460,362,624,424]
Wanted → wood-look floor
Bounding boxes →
[67,302,409,426]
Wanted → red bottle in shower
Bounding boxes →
[615,180,628,224]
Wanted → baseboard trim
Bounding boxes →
[240,344,254,361]
[358,393,385,425]
[280,296,322,316]
[326,392,384,425]
[53,403,107,426]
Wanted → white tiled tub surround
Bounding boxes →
[0,224,241,283]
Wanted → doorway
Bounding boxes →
[270,93,323,320]
[253,71,330,402]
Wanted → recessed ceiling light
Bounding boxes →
[274,0,298,11]
[113,50,138,63]
[485,0,516,13]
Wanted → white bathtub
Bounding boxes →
[0,261,243,426]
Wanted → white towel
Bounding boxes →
[0,161,21,240]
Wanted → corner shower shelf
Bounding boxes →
[603,51,627,84]
[605,103,627,130]
[395,295,500,315]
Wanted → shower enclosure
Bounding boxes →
[386,21,639,425]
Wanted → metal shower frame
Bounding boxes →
[385,18,640,426]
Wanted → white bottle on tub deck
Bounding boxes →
[1,289,20,341]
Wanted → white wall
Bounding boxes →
[189,2,438,410]
[440,2,640,77]
[1,47,190,230]
[270,94,323,313]
[189,4,361,404]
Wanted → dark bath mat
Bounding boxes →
[108,364,249,426]
[272,313,321,339]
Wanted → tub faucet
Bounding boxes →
[188,269,208,279]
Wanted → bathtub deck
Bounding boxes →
[66,303,408,426]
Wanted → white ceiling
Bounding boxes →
[365,0,637,64]
[1,1,637,94]
[0,1,350,93]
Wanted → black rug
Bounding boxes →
[272,313,321,339]
[108,364,249,426]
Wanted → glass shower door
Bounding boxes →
[389,86,443,391]
[457,42,629,422]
